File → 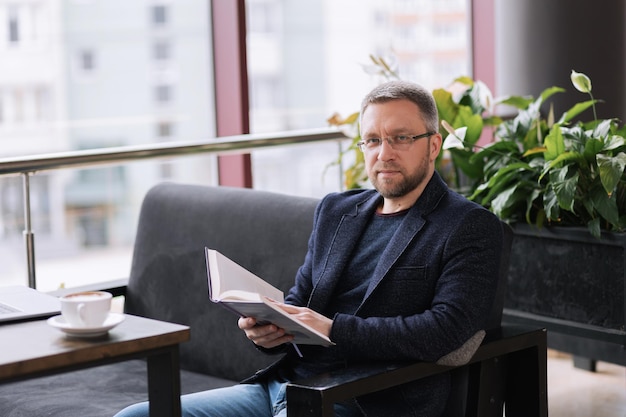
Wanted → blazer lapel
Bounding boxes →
[307,194,379,312]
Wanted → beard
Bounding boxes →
[369,152,431,199]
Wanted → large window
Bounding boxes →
[0,0,215,290]
[0,0,471,290]
[246,0,471,197]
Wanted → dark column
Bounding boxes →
[495,0,626,121]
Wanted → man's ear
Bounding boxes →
[430,133,443,162]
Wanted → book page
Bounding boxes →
[218,289,264,302]
[206,249,284,303]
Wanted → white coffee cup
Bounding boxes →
[60,291,112,327]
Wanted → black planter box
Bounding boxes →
[503,224,626,366]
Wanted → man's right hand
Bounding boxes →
[238,317,295,349]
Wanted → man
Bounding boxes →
[115,80,503,417]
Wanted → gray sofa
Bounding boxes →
[0,182,319,416]
[0,182,547,417]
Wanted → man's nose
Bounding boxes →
[377,139,395,160]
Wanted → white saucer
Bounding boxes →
[47,313,125,338]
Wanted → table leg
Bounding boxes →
[147,346,182,417]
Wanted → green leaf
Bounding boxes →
[473,163,534,205]
[433,89,458,134]
[604,134,626,151]
[455,105,484,147]
[587,217,601,239]
[525,189,542,224]
[449,148,484,180]
[540,151,585,181]
[582,192,595,219]
[452,76,474,87]
[511,100,543,141]
[483,115,503,127]
[523,146,547,157]
[557,100,597,124]
[496,95,534,109]
[458,80,491,115]
[522,118,543,150]
[544,124,565,161]
[543,186,560,220]
[593,119,612,138]
[539,86,566,103]
[597,152,626,195]
[583,138,604,162]
[343,112,360,125]
[615,123,626,138]
[550,167,578,212]
[476,140,522,159]
[490,185,518,218]
[590,185,620,226]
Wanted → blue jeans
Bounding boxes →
[113,378,361,417]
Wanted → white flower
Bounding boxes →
[571,70,592,93]
[475,80,494,113]
[441,120,467,149]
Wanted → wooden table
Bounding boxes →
[0,314,190,417]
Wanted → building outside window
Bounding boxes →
[8,7,19,43]
[79,49,95,71]
[151,4,168,27]
[155,84,172,103]
[153,40,170,61]
[156,121,173,138]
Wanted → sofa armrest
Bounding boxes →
[285,324,547,417]
[47,278,129,298]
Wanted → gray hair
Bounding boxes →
[359,80,439,133]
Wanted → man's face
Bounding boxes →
[359,99,441,199]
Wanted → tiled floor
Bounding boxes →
[548,350,625,417]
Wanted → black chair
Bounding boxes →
[285,223,549,417]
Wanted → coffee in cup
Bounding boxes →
[60,291,112,327]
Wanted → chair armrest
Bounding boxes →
[46,278,129,298]
[286,324,547,417]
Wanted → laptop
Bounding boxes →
[0,285,61,323]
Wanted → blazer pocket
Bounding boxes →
[365,266,434,315]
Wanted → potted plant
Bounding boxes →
[329,61,626,367]
[443,74,626,366]
[443,70,626,238]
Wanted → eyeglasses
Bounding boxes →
[357,132,435,152]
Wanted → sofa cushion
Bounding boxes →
[124,183,319,381]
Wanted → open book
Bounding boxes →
[204,248,334,346]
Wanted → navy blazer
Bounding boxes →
[258,172,503,416]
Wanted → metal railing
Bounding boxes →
[0,127,348,288]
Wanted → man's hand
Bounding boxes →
[274,302,333,337]
[237,301,333,349]
[238,317,294,349]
